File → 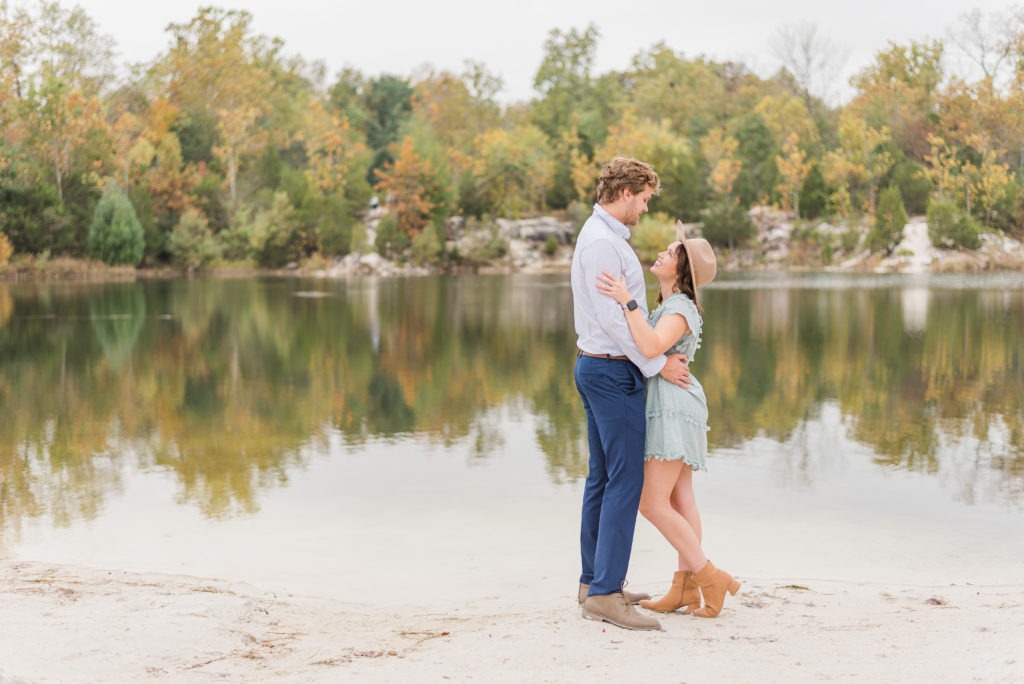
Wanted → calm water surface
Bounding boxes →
[1,273,1022,602]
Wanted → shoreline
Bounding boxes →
[3,218,1024,283]
[2,254,1020,284]
[2,560,1022,683]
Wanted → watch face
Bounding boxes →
[626,300,638,311]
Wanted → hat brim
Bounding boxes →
[679,237,717,307]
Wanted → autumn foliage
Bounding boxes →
[2,5,1024,270]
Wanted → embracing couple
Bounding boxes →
[571,156,740,632]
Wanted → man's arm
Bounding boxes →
[659,354,691,387]
[579,240,667,377]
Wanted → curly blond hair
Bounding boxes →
[595,157,661,204]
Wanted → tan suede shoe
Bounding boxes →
[581,593,662,631]
[578,583,650,605]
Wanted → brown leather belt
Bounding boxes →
[578,350,629,360]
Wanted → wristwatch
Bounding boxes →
[621,299,639,312]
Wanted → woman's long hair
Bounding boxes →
[657,243,701,312]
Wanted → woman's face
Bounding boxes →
[651,241,682,281]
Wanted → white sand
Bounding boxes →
[2,560,1022,683]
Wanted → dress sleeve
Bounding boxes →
[662,294,701,337]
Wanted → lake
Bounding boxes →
[1,272,1022,604]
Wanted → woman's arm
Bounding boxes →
[596,272,691,358]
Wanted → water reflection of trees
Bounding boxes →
[1,276,1022,541]
[701,285,1023,505]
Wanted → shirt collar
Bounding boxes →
[593,203,630,240]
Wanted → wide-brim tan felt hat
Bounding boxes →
[676,221,717,306]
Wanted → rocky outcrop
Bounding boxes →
[310,209,1024,278]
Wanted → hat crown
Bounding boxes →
[686,238,717,288]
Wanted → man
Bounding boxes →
[570,156,690,632]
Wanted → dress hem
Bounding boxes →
[643,454,708,472]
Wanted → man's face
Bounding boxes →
[621,186,654,226]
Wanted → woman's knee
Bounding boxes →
[638,496,671,522]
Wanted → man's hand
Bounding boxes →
[659,353,691,388]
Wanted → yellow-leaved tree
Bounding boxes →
[468,125,553,217]
[821,110,893,216]
[375,136,444,239]
[775,133,813,217]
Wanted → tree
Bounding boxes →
[821,110,894,216]
[26,0,115,95]
[775,133,813,216]
[701,128,742,198]
[412,65,501,151]
[946,8,1014,85]
[466,125,554,217]
[769,22,848,110]
[167,208,221,269]
[158,8,277,215]
[531,24,600,140]
[730,112,780,208]
[363,74,414,181]
[849,40,943,161]
[0,0,31,181]
[327,67,369,130]
[20,77,106,203]
[700,128,752,248]
[924,132,1012,225]
[0,1,114,98]
[374,136,446,239]
[0,1,32,99]
[0,231,12,266]
[753,93,819,150]
[583,109,699,220]
[626,45,726,139]
[87,184,144,265]
[214,104,266,211]
[868,186,908,253]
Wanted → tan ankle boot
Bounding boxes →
[692,561,741,618]
[639,571,701,613]
[582,592,662,631]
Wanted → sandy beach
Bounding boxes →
[2,560,1022,683]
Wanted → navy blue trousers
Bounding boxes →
[574,355,646,596]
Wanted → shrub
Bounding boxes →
[701,198,754,249]
[461,218,508,263]
[799,164,829,220]
[168,209,222,270]
[543,235,559,256]
[375,214,411,258]
[840,223,863,253]
[631,212,678,263]
[87,184,145,265]
[222,192,302,267]
[889,159,931,215]
[411,222,444,265]
[868,186,908,254]
[315,194,354,257]
[349,221,369,255]
[927,199,981,250]
[0,232,13,266]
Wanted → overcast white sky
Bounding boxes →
[61,1,1021,103]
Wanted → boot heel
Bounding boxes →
[693,561,739,618]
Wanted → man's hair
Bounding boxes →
[595,156,661,204]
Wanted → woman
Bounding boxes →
[595,228,740,618]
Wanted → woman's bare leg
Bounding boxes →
[638,459,707,573]
[669,464,702,569]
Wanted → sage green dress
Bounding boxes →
[644,293,709,471]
